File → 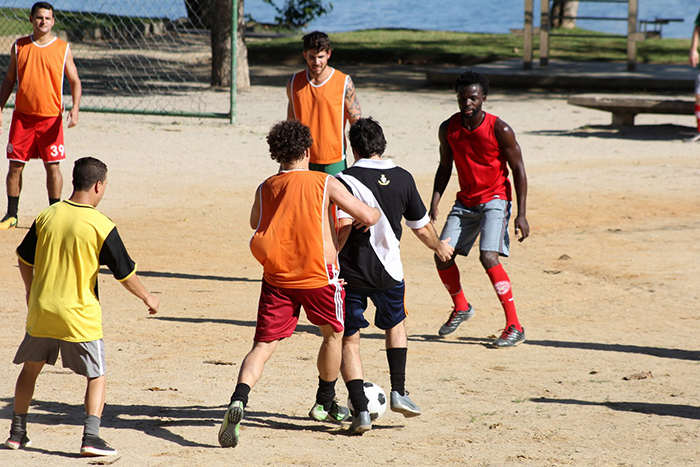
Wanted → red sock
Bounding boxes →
[437,264,469,311]
[695,104,700,132]
[485,264,522,331]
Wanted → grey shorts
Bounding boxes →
[696,72,700,95]
[13,333,106,378]
[439,198,511,257]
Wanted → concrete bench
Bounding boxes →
[567,94,695,126]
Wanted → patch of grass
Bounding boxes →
[247,28,691,65]
[0,7,166,38]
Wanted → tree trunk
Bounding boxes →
[184,0,211,29]
[210,0,249,90]
[551,0,579,30]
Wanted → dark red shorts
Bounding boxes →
[7,111,65,163]
[254,266,345,342]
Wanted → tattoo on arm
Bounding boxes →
[345,77,361,124]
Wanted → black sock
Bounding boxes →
[230,383,251,408]
[6,196,19,218]
[49,197,60,205]
[316,377,337,409]
[83,415,100,438]
[386,347,407,396]
[10,412,27,434]
[345,379,368,413]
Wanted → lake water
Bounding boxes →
[2,1,697,39]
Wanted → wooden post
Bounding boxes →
[539,0,550,66]
[627,0,638,71]
[523,0,533,69]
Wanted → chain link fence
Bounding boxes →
[0,1,234,119]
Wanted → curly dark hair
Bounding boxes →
[349,117,386,159]
[266,121,314,164]
[454,70,490,96]
[302,31,331,52]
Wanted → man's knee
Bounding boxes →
[479,250,500,269]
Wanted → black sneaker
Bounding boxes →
[492,325,525,348]
[5,431,31,450]
[80,435,117,456]
[438,304,474,336]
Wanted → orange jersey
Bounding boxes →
[290,68,348,165]
[14,36,69,117]
[250,170,335,289]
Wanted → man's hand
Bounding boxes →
[435,237,454,262]
[514,215,530,242]
[66,108,79,128]
[144,294,159,315]
[691,49,699,68]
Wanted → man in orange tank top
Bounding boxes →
[430,71,530,348]
[0,2,82,230]
[218,121,379,448]
[286,31,361,175]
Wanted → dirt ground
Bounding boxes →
[0,63,699,467]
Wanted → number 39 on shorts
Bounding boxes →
[50,144,65,157]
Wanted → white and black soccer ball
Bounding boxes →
[347,381,387,420]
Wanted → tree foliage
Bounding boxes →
[261,0,332,29]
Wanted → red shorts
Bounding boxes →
[7,111,65,163]
[254,265,345,342]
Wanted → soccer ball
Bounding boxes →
[347,381,387,420]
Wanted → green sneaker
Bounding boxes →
[308,399,351,423]
[0,215,17,230]
[218,400,244,448]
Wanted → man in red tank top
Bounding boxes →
[0,2,82,230]
[430,70,530,348]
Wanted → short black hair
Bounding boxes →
[454,70,489,96]
[302,31,331,52]
[266,121,313,164]
[72,157,107,191]
[31,2,54,17]
[349,117,386,159]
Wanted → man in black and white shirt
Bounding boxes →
[336,117,453,434]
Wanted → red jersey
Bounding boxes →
[446,112,511,207]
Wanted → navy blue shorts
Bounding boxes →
[344,281,407,337]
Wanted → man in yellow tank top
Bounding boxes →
[0,2,82,230]
[286,31,361,175]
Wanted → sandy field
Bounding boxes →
[0,63,699,467]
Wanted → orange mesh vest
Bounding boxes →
[250,170,334,289]
[14,36,69,117]
[290,68,348,165]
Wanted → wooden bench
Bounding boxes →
[567,94,695,126]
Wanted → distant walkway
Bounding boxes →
[428,59,696,92]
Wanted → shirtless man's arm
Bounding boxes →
[344,76,361,125]
[327,176,378,227]
[286,81,295,120]
[495,118,529,242]
[0,45,17,133]
[64,46,81,128]
[429,119,454,223]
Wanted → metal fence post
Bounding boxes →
[230,0,237,124]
